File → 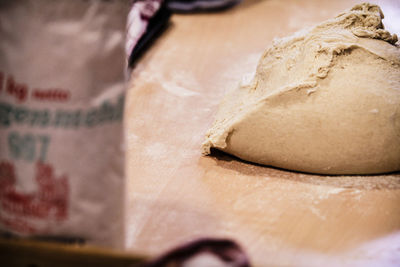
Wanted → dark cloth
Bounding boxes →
[167,0,242,12]
[127,0,242,67]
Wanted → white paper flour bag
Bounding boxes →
[0,0,129,248]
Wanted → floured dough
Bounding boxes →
[202,3,400,175]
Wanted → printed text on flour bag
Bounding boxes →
[0,72,70,234]
[0,71,123,235]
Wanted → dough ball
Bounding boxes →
[202,3,400,175]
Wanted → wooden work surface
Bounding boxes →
[125,0,400,266]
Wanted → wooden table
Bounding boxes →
[125,0,400,265]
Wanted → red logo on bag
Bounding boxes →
[0,161,69,234]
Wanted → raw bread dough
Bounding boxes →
[202,3,400,175]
